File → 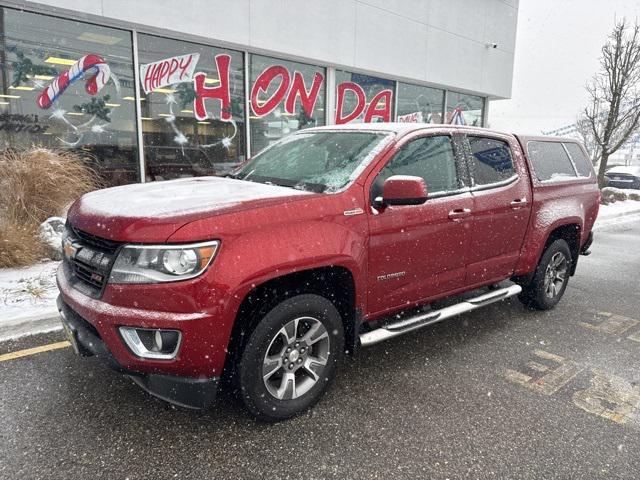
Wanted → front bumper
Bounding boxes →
[57,296,219,409]
[56,262,232,378]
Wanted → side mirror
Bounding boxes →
[376,175,428,207]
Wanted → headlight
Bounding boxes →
[109,241,219,284]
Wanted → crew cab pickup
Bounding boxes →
[57,124,599,421]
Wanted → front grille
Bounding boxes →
[64,224,122,298]
[71,226,121,254]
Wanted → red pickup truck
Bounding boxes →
[57,123,599,421]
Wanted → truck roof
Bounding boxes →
[306,123,582,146]
[514,134,583,145]
[306,122,493,135]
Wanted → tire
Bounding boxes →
[519,239,572,310]
[237,294,344,422]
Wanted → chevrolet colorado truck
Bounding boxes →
[57,123,599,421]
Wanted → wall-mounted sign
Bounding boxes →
[140,53,200,94]
[397,111,423,123]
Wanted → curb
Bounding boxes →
[0,310,61,343]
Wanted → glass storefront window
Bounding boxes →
[249,54,325,155]
[0,8,139,186]
[446,91,485,127]
[396,82,444,123]
[137,34,245,180]
[0,7,495,186]
[334,71,394,124]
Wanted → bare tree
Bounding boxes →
[575,116,602,164]
[580,19,640,186]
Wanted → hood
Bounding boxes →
[67,176,313,243]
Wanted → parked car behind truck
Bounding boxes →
[605,165,640,189]
[56,124,599,421]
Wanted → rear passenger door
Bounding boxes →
[462,133,532,285]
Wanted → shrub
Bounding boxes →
[0,221,45,267]
[600,186,638,204]
[0,148,101,268]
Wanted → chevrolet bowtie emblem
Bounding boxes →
[63,239,78,259]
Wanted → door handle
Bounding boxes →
[448,208,472,220]
[510,198,528,209]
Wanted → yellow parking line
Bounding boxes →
[0,341,70,362]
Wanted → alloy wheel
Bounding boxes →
[262,316,330,400]
[543,252,568,298]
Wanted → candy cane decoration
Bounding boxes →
[37,54,111,109]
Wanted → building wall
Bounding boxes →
[20,0,518,99]
[0,0,519,186]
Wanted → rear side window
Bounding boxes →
[527,141,577,181]
[378,135,459,194]
[563,143,593,177]
[467,136,516,185]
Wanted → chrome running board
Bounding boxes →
[359,284,522,347]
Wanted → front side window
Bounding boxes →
[234,131,391,193]
[377,136,459,195]
[468,136,516,186]
[527,141,577,181]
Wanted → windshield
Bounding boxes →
[233,131,392,193]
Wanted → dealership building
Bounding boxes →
[0,0,518,185]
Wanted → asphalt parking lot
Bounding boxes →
[1,217,640,479]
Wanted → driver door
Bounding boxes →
[366,133,473,316]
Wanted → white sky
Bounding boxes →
[489,0,640,135]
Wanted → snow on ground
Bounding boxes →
[0,260,60,323]
[598,199,640,220]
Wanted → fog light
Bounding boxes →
[119,327,182,360]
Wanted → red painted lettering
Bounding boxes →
[143,63,156,93]
[335,82,366,124]
[167,58,179,83]
[158,61,170,89]
[284,71,324,116]
[251,66,291,117]
[178,54,193,80]
[364,89,392,123]
[193,54,232,121]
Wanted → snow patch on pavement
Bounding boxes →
[0,261,60,324]
[598,199,640,220]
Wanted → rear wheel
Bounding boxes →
[238,294,344,421]
[519,239,572,310]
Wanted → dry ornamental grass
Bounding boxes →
[0,148,101,268]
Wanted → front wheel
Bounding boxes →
[238,294,344,422]
[519,239,572,310]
